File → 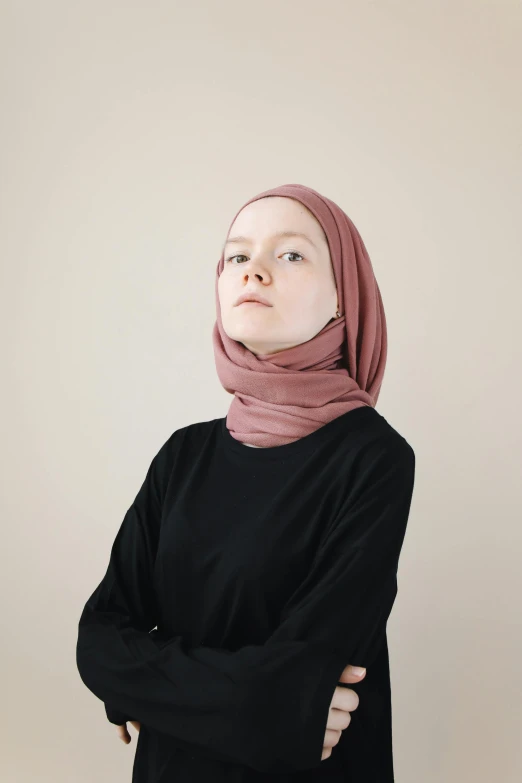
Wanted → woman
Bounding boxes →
[76,183,416,782]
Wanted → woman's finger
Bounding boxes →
[115,723,131,744]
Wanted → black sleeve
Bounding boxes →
[76,435,415,774]
[78,437,170,728]
[104,702,131,726]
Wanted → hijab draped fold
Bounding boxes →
[212,183,387,447]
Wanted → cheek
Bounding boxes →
[291,282,325,310]
[217,275,231,306]
[289,284,334,329]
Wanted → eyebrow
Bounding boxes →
[223,230,319,252]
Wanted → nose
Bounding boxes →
[245,271,263,281]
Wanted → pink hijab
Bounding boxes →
[212,183,387,447]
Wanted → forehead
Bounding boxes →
[225,197,324,249]
[224,230,320,251]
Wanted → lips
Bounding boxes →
[235,293,272,306]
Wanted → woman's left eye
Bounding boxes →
[282,251,304,262]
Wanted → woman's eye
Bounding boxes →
[226,251,303,264]
[282,251,303,262]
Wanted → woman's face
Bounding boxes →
[218,196,339,356]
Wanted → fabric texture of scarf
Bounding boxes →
[212,183,388,447]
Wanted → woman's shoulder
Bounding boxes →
[347,409,416,486]
[364,407,415,457]
[152,416,223,464]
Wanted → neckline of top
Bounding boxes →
[219,405,381,461]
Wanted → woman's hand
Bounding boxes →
[115,720,141,744]
[322,664,366,761]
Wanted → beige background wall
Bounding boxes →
[2,1,521,781]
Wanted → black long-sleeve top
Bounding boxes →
[76,405,416,782]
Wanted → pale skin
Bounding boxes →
[116,197,365,760]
